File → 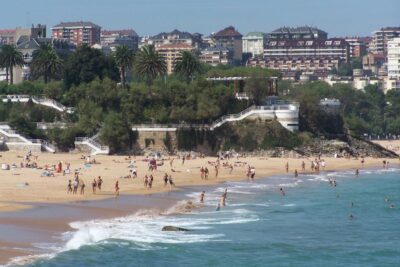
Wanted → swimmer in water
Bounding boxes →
[279,187,285,196]
[200,191,205,203]
[350,202,354,208]
[294,169,298,178]
[384,196,390,202]
[349,214,354,220]
[389,204,395,209]
[355,169,359,176]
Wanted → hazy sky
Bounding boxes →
[1,0,399,37]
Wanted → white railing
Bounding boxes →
[75,134,109,155]
[1,95,75,114]
[0,126,56,152]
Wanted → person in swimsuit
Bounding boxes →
[97,176,103,191]
[115,181,120,197]
[67,180,72,194]
[92,179,97,194]
[200,191,205,203]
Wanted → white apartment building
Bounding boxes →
[242,32,266,57]
[387,37,400,79]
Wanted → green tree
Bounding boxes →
[133,45,166,83]
[0,44,24,84]
[64,45,119,88]
[99,112,130,153]
[30,44,63,83]
[244,75,268,105]
[113,45,135,88]
[174,51,202,82]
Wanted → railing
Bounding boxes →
[1,95,74,113]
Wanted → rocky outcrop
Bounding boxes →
[162,226,191,232]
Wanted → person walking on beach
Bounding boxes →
[164,173,169,186]
[144,175,149,188]
[115,181,120,198]
[301,161,305,172]
[229,164,233,174]
[204,167,209,179]
[148,175,154,190]
[97,176,103,191]
[73,179,78,194]
[250,167,256,180]
[285,162,289,173]
[67,180,72,194]
[215,165,219,178]
[80,180,85,195]
[92,179,97,194]
[200,167,205,179]
[200,191,205,203]
[168,175,175,189]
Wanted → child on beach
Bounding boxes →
[80,181,85,195]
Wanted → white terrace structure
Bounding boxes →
[2,95,75,114]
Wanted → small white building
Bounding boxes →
[242,32,266,57]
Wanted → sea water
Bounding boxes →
[18,168,400,267]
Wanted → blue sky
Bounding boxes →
[1,0,399,37]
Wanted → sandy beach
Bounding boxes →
[0,151,396,212]
[0,150,397,265]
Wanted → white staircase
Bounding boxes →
[2,95,75,114]
[75,135,109,155]
[0,125,56,152]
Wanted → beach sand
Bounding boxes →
[0,151,397,265]
[0,151,395,212]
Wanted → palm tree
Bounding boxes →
[0,44,24,84]
[30,44,63,83]
[174,51,202,82]
[133,45,166,83]
[113,45,134,88]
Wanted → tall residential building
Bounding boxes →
[242,32,266,57]
[200,46,232,66]
[370,27,400,55]
[155,43,194,74]
[212,26,243,62]
[344,37,368,58]
[147,29,202,48]
[267,26,327,40]
[51,21,101,47]
[101,29,139,51]
[387,37,400,79]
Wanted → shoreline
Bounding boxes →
[0,152,397,265]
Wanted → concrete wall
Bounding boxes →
[5,143,42,152]
[135,131,177,151]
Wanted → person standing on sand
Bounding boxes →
[73,179,78,194]
[115,181,120,198]
[205,167,209,179]
[80,181,85,195]
[164,173,169,186]
[215,165,219,178]
[301,161,305,172]
[294,169,298,178]
[229,164,233,174]
[200,167,205,179]
[97,176,103,191]
[92,179,97,194]
[149,175,154,189]
[144,175,149,188]
[200,191,205,203]
[67,180,72,194]
[168,175,175,189]
[182,156,185,165]
[285,162,289,173]
[355,169,359,176]
[250,167,256,181]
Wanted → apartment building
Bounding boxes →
[200,46,231,66]
[387,37,400,79]
[370,27,400,55]
[155,43,194,74]
[267,26,327,40]
[101,29,139,51]
[344,37,368,58]
[242,32,266,57]
[52,21,101,46]
[212,26,242,62]
[147,29,202,48]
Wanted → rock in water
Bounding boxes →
[162,226,190,232]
